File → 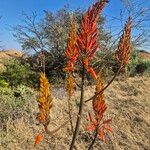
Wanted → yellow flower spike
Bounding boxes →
[38,72,52,124]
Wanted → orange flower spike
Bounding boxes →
[116,17,132,66]
[64,16,78,72]
[92,76,106,119]
[77,0,108,58]
[76,1,108,80]
[87,76,112,143]
[34,133,43,147]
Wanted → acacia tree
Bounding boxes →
[34,1,132,149]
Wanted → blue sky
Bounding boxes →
[0,0,149,51]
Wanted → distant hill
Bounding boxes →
[0,49,23,59]
[138,50,150,61]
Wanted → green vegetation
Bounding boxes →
[128,51,150,77]
[0,85,37,127]
[0,59,39,87]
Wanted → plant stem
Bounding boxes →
[44,120,69,135]
[67,97,74,133]
[88,127,98,150]
[69,64,85,150]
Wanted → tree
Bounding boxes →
[1,59,39,87]
[12,7,111,81]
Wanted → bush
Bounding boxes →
[25,52,66,84]
[128,51,150,77]
[135,61,150,76]
[128,50,142,77]
[0,58,39,87]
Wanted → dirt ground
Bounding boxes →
[0,77,150,150]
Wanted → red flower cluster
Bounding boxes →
[87,76,112,142]
[77,1,108,79]
[77,1,108,58]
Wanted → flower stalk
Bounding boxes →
[69,63,85,150]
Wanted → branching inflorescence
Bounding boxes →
[34,0,132,149]
[68,1,110,149]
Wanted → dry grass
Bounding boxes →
[0,77,150,150]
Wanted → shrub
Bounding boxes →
[135,61,150,76]
[128,51,150,77]
[0,58,39,87]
